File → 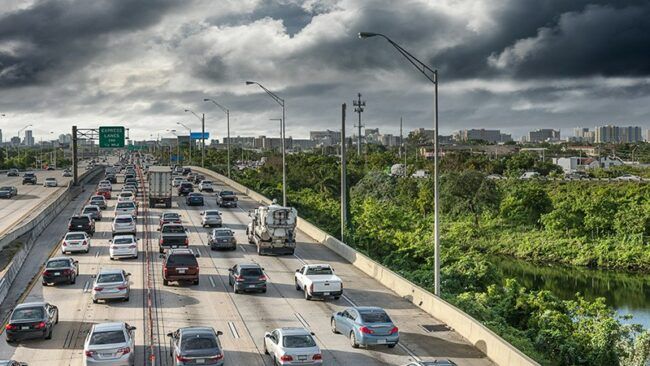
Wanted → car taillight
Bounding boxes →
[259,275,267,281]
[159,238,164,244]
[210,353,224,361]
[62,241,68,246]
[35,321,46,329]
[62,269,72,275]
[235,275,244,282]
[85,350,95,357]
[389,326,399,334]
[129,245,136,248]
[312,353,322,360]
[359,326,374,334]
[5,324,17,330]
[93,287,104,292]
[68,224,72,230]
[280,355,293,362]
[163,267,168,274]
[117,285,128,290]
[184,238,189,245]
[176,355,190,362]
[43,270,50,276]
[82,240,87,246]
[117,347,130,355]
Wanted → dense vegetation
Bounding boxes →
[167,145,650,365]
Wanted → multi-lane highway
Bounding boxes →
[0,166,494,365]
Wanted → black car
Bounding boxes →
[6,168,19,177]
[105,174,117,184]
[193,174,206,184]
[177,182,194,196]
[0,186,18,199]
[68,215,95,235]
[167,327,224,365]
[185,192,204,206]
[42,257,78,285]
[208,228,236,250]
[5,302,59,342]
[22,172,37,185]
[182,167,191,175]
[228,264,267,294]
[0,360,28,366]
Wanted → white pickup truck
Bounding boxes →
[294,264,343,300]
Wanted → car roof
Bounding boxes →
[90,195,105,199]
[48,256,73,262]
[179,327,217,337]
[213,227,231,232]
[162,212,180,216]
[15,302,46,309]
[112,234,135,240]
[277,327,311,336]
[93,322,126,332]
[115,214,134,219]
[204,210,220,213]
[305,263,331,268]
[45,177,56,180]
[97,268,125,275]
[83,205,100,209]
[353,306,386,312]
[168,248,194,255]
[65,231,87,236]
[238,263,262,269]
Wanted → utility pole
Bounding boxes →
[340,103,347,242]
[400,117,406,175]
[72,126,78,186]
[201,113,205,168]
[353,93,365,156]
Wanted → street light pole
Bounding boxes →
[246,81,287,207]
[359,31,441,296]
[184,109,206,167]
[204,98,231,178]
[177,122,192,165]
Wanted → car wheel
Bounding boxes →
[334,296,340,300]
[261,289,267,294]
[85,248,89,254]
[6,338,14,344]
[234,288,239,294]
[92,299,98,304]
[70,275,76,284]
[295,280,301,291]
[124,295,129,302]
[264,342,269,355]
[42,281,48,286]
[350,332,358,348]
[45,328,52,340]
[110,256,114,260]
[304,288,311,300]
[193,279,199,286]
[163,279,169,286]
[55,314,59,324]
[331,319,338,334]
[388,344,396,348]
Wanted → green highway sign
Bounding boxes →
[99,126,125,148]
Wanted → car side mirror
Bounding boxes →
[91,274,96,278]
[159,254,165,259]
[108,239,112,243]
[264,333,271,338]
[127,273,132,276]
[337,312,343,316]
[129,326,136,331]
[227,268,233,272]
[166,332,173,337]
[310,332,315,336]
[216,331,223,336]
[295,269,300,272]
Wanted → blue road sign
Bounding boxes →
[190,132,210,140]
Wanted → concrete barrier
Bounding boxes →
[192,166,539,366]
[0,166,104,303]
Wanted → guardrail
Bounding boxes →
[192,166,539,366]
[0,166,104,304]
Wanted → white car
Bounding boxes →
[172,176,184,187]
[43,177,58,187]
[264,327,322,365]
[109,235,138,260]
[62,231,91,254]
[117,191,135,202]
[83,322,136,365]
[115,201,137,218]
[198,180,214,192]
[92,269,131,303]
[294,264,343,300]
[98,180,112,191]
[520,171,540,179]
[200,210,222,227]
[112,215,137,235]
[615,174,642,182]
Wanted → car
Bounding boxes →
[89,195,107,210]
[22,172,37,185]
[177,182,194,196]
[68,215,95,236]
[83,322,136,366]
[98,180,112,190]
[486,174,504,180]
[0,360,28,366]
[172,176,184,187]
[7,168,19,177]
[167,327,225,366]
[112,215,137,236]
[193,174,206,184]
[115,200,137,217]
[294,264,343,300]
[182,167,192,175]
[109,235,138,260]
[123,183,138,193]
[331,307,399,348]
[159,212,182,230]
[216,190,237,208]
[62,169,73,177]
[228,263,267,294]
[185,192,204,206]
[124,173,135,182]
[43,177,58,187]
[615,174,642,182]
[62,231,91,254]
[5,302,58,343]
[401,361,458,366]
[117,191,135,202]
[96,187,112,200]
[82,205,102,221]
[159,224,189,253]
[104,173,117,183]
[200,210,222,227]
[162,248,199,286]
[198,180,213,192]
[263,327,322,365]
[207,228,236,250]
[520,171,540,180]
[92,268,131,303]
[0,186,18,199]
[42,257,78,285]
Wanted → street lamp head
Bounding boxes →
[358,32,379,39]
[203,98,210,102]
[184,109,190,112]
[245,81,255,85]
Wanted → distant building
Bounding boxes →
[310,130,340,146]
[572,127,595,143]
[455,129,509,143]
[364,128,380,144]
[58,134,72,144]
[595,125,642,143]
[0,129,2,144]
[292,139,316,150]
[24,130,34,146]
[646,130,650,142]
[528,129,560,143]
[380,134,401,147]
[222,136,256,148]
[619,126,642,143]
[10,136,20,145]
[554,156,624,173]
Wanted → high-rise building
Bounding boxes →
[620,126,642,143]
[10,137,20,145]
[646,129,650,142]
[24,130,34,146]
[0,129,3,144]
[528,129,560,143]
[309,130,341,147]
[573,127,595,143]
[595,125,642,143]
[455,129,506,143]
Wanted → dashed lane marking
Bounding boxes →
[227,321,240,339]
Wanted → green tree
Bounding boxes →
[500,183,553,227]
[441,171,500,226]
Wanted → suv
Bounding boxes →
[22,172,37,185]
[112,215,137,236]
[177,182,194,196]
[162,248,199,286]
[6,168,19,177]
[68,215,95,236]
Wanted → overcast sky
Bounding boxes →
[0,0,649,141]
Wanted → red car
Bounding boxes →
[96,187,112,200]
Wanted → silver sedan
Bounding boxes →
[92,269,131,303]
[83,322,136,366]
[200,210,222,228]
[264,327,322,365]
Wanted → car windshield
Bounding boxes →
[115,217,133,224]
[240,267,263,277]
[89,330,126,345]
[167,255,198,266]
[11,307,44,321]
[283,335,316,348]
[113,237,134,244]
[91,197,104,201]
[24,173,34,177]
[97,273,124,283]
[205,211,219,216]
[215,231,231,237]
[181,335,217,350]
[163,214,180,220]
[181,183,192,188]
[117,202,135,209]
[360,311,391,323]
[47,260,71,268]
[0,187,12,191]
[83,207,98,213]
[66,233,86,240]
[305,267,333,275]
[46,178,56,181]
[119,193,132,197]
[162,225,184,233]
[220,191,234,196]
[202,181,212,184]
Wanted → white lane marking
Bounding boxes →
[94,249,100,258]
[399,343,422,362]
[209,276,216,288]
[239,245,246,253]
[419,324,431,334]
[227,321,240,339]
[83,281,90,293]
[295,313,310,329]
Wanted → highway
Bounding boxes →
[0,167,494,365]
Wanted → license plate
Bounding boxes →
[298,356,307,360]
[54,272,61,276]
[100,353,113,358]
[21,326,29,330]
[248,285,256,288]
[376,339,387,344]
[196,360,205,364]
[323,292,330,296]
[177,269,186,273]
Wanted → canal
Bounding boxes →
[492,256,650,329]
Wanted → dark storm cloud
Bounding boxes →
[0,0,178,87]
